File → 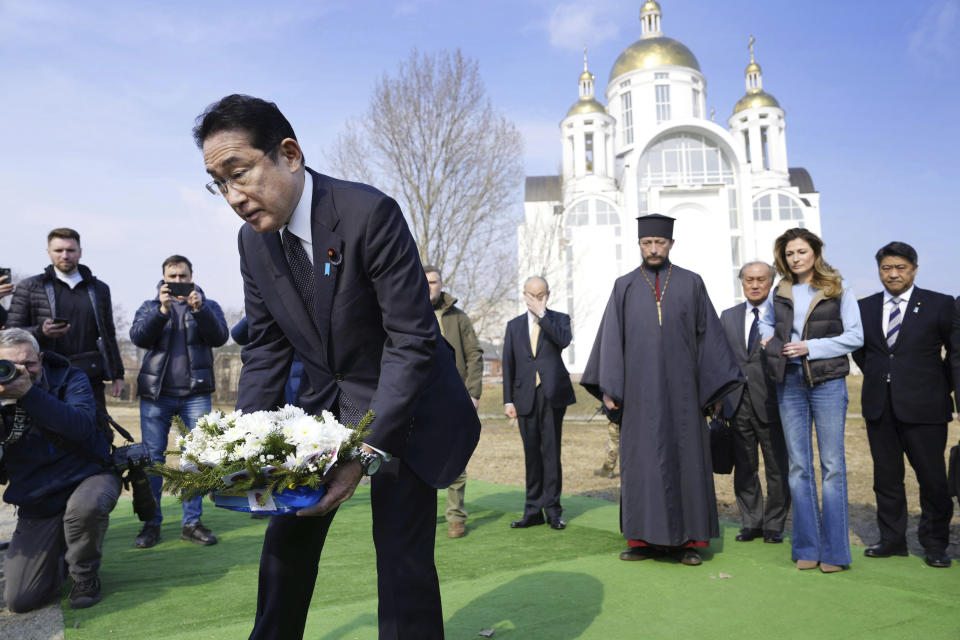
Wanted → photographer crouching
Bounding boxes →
[0,328,120,612]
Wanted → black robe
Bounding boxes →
[581,262,743,545]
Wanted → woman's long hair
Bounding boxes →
[773,227,843,298]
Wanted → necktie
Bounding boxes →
[282,228,321,333]
[747,307,759,353]
[530,316,541,387]
[886,297,901,349]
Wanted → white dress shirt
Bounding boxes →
[279,171,314,261]
[743,299,771,348]
[882,284,914,336]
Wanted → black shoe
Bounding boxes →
[69,577,101,609]
[924,551,952,568]
[181,521,218,546]
[510,513,545,528]
[134,524,161,549]
[763,531,784,544]
[675,549,703,566]
[547,517,567,530]
[619,546,658,561]
[735,527,763,542]
[864,542,908,558]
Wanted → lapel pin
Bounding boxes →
[327,248,342,266]
[913,301,921,314]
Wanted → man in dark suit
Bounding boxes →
[193,94,481,639]
[852,242,953,569]
[502,276,575,530]
[720,261,790,544]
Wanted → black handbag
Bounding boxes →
[708,417,735,474]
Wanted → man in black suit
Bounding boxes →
[720,261,790,544]
[502,276,575,530]
[194,94,481,639]
[852,242,953,569]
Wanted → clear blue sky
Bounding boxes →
[2,0,958,319]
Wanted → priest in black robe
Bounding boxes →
[581,214,743,566]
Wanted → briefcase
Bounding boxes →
[709,417,735,475]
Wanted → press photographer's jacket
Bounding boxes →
[2,351,111,518]
[129,283,229,400]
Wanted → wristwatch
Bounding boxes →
[358,450,383,477]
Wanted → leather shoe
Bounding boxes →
[181,521,218,546]
[924,551,952,568]
[134,524,161,549]
[675,549,702,566]
[735,527,763,542]
[619,546,658,561]
[864,542,908,558]
[547,517,566,530]
[763,531,784,544]
[510,513,545,528]
[447,522,466,538]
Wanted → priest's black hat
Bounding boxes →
[636,214,675,239]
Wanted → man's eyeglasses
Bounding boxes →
[205,146,277,196]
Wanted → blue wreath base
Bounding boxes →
[213,485,326,514]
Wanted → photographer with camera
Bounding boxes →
[0,328,121,611]
[129,255,228,549]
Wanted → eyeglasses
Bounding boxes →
[205,147,277,196]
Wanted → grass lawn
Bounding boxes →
[63,479,960,640]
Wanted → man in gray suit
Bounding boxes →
[720,261,790,543]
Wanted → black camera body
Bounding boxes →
[0,359,18,384]
[113,443,158,522]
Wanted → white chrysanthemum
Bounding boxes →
[274,404,307,424]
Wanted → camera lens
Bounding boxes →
[0,359,17,384]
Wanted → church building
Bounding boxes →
[519,0,821,372]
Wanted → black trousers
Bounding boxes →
[248,458,442,640]
[866,386,953,553]
[731,389,790,533]
[517,385,565,519]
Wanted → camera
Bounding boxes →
[113,443,158,522]
[0,359,18,384]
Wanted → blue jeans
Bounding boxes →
[140,394,211,527]
[776,365,851,566]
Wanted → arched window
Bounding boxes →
[753,193,804,222]
[753,194,772,221]
[778,194,804,221]
[564,200,620,227]
[638,134,734,187]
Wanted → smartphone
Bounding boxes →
[165,282,195,297]
[0,267,10,282]
[51,317,70,326]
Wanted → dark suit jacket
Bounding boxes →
[236,169,480,489]
[720,302,779,423]
[502,309,576,416]
[852,287,954,424]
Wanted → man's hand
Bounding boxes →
[297,458,363,517]
[471,397,479,411]
[504,404,517,419]
[158,284,172,315]
[0,275,13,300]
[603,393,620,410]
[41,318,70,338]
[111,379,125,398]
[0,364,33,399]
[710,400,722,419]
[523,291,546,317]
[760,336,772,349]
[186,288,203,312]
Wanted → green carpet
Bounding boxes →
[63,481,959,639]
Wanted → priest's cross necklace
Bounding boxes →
[640,263,673,326]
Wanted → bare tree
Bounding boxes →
[328,48,524,317]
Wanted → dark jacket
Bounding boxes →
[502,308,576,416]
[853,287,954,423]
[2,351,111,518]
[435,292,483,399]
[235,169,480,489]
[721,302,780,424]
[765,279,850,385]
[232,316,304,405]
[6,264,124,381]
[130,283,228,400]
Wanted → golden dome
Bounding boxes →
[745,61,761,74]
[579,70,594,82]
[733,91,781,114]
[641,0,661,13]
[610,37,701,79]
[566,98,606,118]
